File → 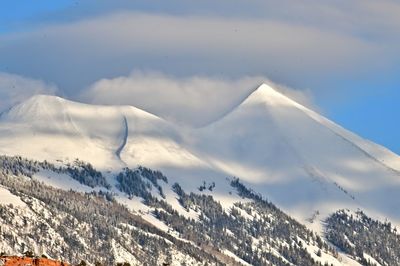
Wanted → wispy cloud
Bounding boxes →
[0,72,58,112]
[0,10,389,94]
[82,71,316,126]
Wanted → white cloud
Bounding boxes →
[82,71,316,126]
[0,11,384,92]
[0,72,58,112]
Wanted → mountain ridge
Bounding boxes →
[0,83,299,127]
[1,83,400,233]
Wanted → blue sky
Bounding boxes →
[0,1,72,33]
[0,1,399,153]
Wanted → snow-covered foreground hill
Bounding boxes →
[1,83,400,265]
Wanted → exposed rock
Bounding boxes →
[0,256,69,266]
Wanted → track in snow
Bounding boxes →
[115,116,128,160]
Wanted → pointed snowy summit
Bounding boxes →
[240,83,307,110]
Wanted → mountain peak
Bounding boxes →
[241,83,301,109]
[1,94,65,122]
[251,83,282,97]
[26,93,62,101]
[1,94,166,124]
[18,94,63,106]
[255,83,276,92]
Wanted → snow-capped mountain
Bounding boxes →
[1,83,400,265]
[1,84,400,228]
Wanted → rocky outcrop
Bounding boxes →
[0,256,69,266]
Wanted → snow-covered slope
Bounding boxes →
[1,84,400,232]
[191,85,400,230]
[0,95,198,171]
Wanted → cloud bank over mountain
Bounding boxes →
[82,71,316,126]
